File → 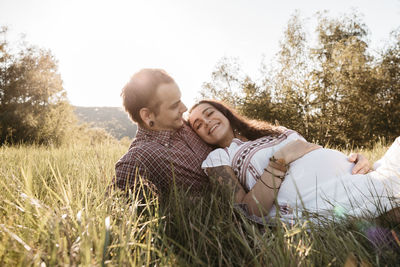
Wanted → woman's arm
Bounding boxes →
[206,139,321,217]
[206,163,285,217]
[205,166,247,203]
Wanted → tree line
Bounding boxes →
[1,11,399,147]
[200,12,400,148]
[0,27,113,145]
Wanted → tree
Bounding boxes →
[310,12,376,146]
[200,57,280,124]
[0,27,76,145]
[199,12,399,147]
[272,13,316,140]
[199,57,245,108]
[236,77,278,123]
[373,29,400,141]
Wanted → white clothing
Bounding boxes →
[202,130,400,223]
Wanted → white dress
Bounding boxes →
[202,130,400,223]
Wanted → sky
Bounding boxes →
[0,0,399,109]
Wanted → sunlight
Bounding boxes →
[1,0,399,107]
[333,205,347,218]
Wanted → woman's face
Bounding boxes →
[189,103,234,147]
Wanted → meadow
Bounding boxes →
[0,140,399,266]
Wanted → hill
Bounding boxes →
[73,106,137,139]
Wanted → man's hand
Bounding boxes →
[348,153,371,174]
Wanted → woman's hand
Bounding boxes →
[348,153,371,174]
[273,139,321,164]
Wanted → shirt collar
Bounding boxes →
[135,124,191,145]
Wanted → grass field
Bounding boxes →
[0,140,399,266]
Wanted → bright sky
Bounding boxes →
[0,0,399,108]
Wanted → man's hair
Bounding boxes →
[121,69,175,125]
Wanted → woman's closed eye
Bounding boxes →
[195,122,203,130]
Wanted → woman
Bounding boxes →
[189,100,400,223]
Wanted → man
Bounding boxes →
[114,68,371,199]
[114,69,212,197]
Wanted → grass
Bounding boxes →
[0,140,399,266]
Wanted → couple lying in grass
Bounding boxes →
[114,68,400,224]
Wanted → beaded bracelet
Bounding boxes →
[263,167,285,181]
[259,176,281,190]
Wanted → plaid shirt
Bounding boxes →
[114,123,212,197]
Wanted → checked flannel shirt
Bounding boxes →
[114,123,212,197]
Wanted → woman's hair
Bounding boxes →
[189,99,283,141]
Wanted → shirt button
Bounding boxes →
[165,143,169,147]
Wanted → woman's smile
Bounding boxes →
[209,123,220,134]
[189,103,235,147]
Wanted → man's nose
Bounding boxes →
[181,103,188,113]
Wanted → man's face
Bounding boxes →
[151,82,187,131]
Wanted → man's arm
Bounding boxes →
[114,155,158,199]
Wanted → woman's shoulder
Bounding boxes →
[277,126,305,140]
[202,145,238,168]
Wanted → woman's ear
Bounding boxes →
[139,107,155,128]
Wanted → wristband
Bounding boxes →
[263,167,285,180]
[259,176,281,190]
[269,156,288,172]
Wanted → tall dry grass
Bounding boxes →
[0,140,399,266]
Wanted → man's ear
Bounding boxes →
[139,107,155,127]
